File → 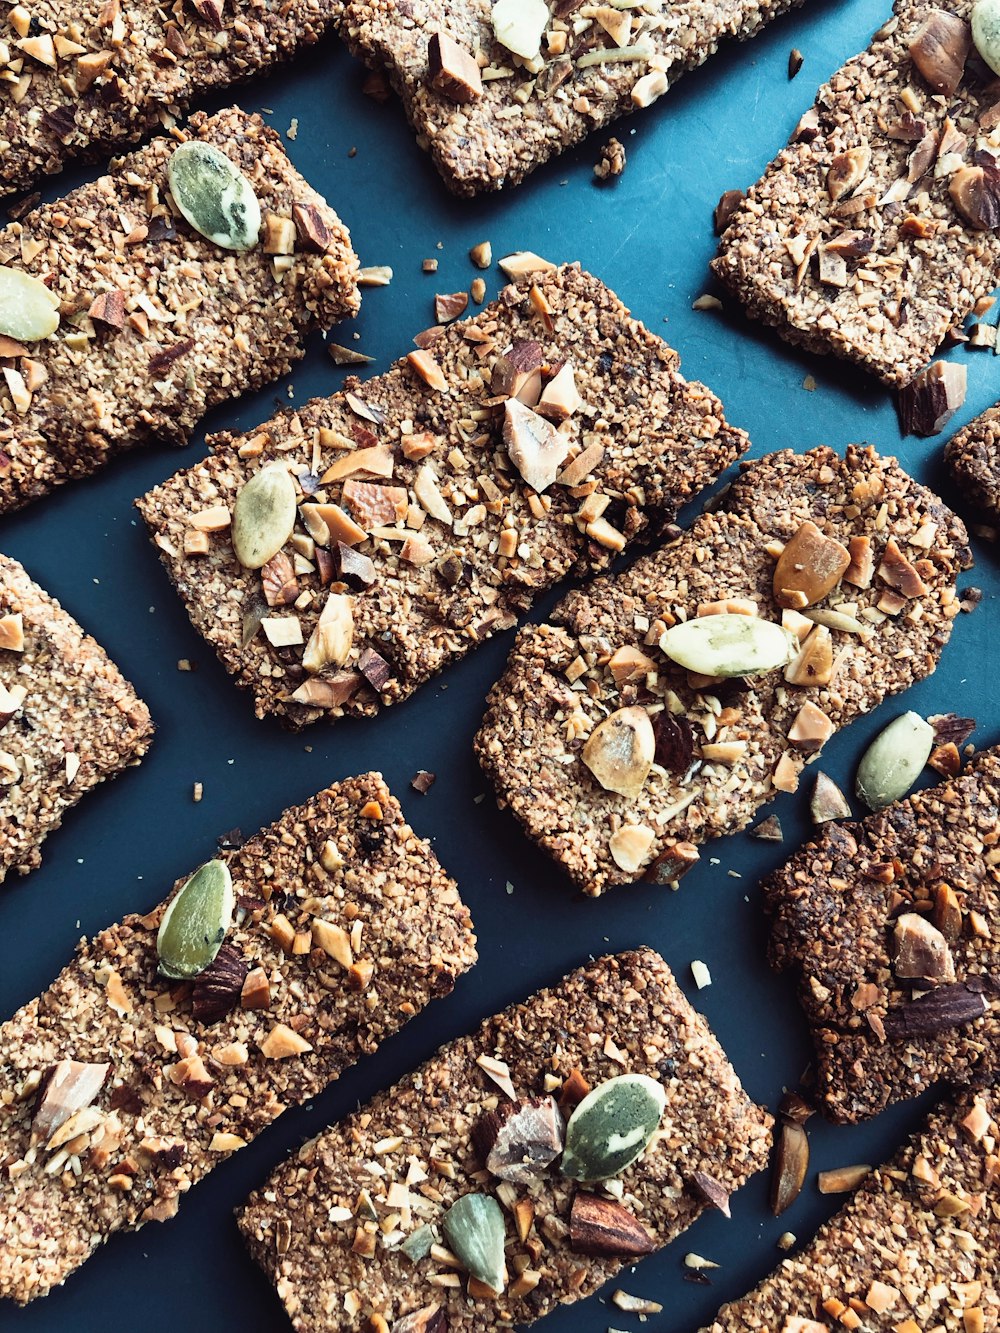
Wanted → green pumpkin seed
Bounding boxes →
[659,614,797,678]
[157,860,235,979]
[400,1224,436,1263]
[561,1073,665,1182]
[974,0,1000,75]
[231,465,297,569]
[855,711,934,811]
[166,141,262,252]
[0,266,60,342]
[442,1193,506,1292]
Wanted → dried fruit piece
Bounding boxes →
[231,465,296,569]
[581,706,655,799]
[652,710,695,774]
[191,941,248,1022]
[973,0,1000,74]
[773,521,851,609]
[909,9,971,94]
[491,0,548,59]
[442,1193,506,1292]
[856,712,934,810]
[561,1073,665,1181]
[898,361,967,436]
[166,140,261,251]
[0,265,60,342]
[810,771,851,823]
[473,1096,564,1184]
[427,31,483,103]
[892,912,956,986]
[156,859,235,980]
[569,1193,654,1257]
[660,613,796,677]
[503,399,569,493]
[770,1121,809,1216]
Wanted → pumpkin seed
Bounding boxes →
[442,1193,506,1292]
[973,0,1000,75]
[660,613,797,678]
[400,1224,436,1263]
[561,1073,665,1182]
[166,141,262,251]
[0,266,60,342]
[855,711,934,811]
[231,465,297,569]
[157,860,235,979]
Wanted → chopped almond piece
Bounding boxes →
[784,624,833,687]
[312,918,353,968]
[0,613,25,652]
[538,361,582,419]
[877,537,928,599]
[773,520,851,608]
[240,967,272,1010]
[259,1023,313,1060]
[772,751,800,793]
[342,480,408,529]
[407,349,448,392]
[844,534,874,588]
[427,30,483,103]
[401,431,439,461]
[788,700,835,753]
[321,444,394,484]
[300,502,367,547]
[608,645,657,685]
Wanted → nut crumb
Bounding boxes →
[594,137,626,181]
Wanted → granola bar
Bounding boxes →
[0,773,476,1303]
[703,1088,1000,1333]
[336,0,802,196]
[136,264,748,728]
[764,747,999,1124]
[0,105,360,516]
[475,445,972,896]
[945,403,1000,521]
[0,552,153,882]
[238,947,773,1332]
[712,1,1000,388]
[0,0,342,197]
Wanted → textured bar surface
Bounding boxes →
[713,1,1000,387]
[765,748,999,1123]
[0,0,342,197]
[239,947,772,1332]
[137,264,748,727]
[337,0,802,195]
[946,404,1000,522]
[0,552,153,882]
[704,1088,1000,1332]
[0,106,360,516]
[0,773,476,1303]
[476,445,972,895]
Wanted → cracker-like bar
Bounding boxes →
[713,1,999,387]
[238,947,772,1332]
[337,0,801,196]
[945,403,1000,522]
[704,1088,999,1333]
[137,264,748,727]
[764,748,999,1123]
[0,773,476,1303]
[0,106,360,516]
[475,445,971,896]
[0,552,153,882]
[0,0,341,197]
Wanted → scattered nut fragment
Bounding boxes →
[788,47,803,77]
[470,277,487,304]
[810,771,851,824]
[611,1291,663,1315]
[817,1163,872,1194]
[427,30,483,102]
[474,1097,564,1185]
[328,342,374,367]
[773,521,850,609]
[594,137,626,181]
[714,188,744,234]
[470,240,492,269]
[581,706,655,799]
[569,1193,653,1257]
[750,815,783,841]
[435,291,469,322]
[909,9,970,95]
[407,349,447,392]
[537,361,581,419]
[897,360,966,436]
[877,537,927,599]
[491,0,549,59]
[787,701,835,753]
[497,251,557,280]
[784,624,833,687]
[949,162,1000,229]
[771,1121,809,1216]
[358,266,393,287]
[0,612,25,652]
[690,959,712,990]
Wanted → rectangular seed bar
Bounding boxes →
[475,445,972,895]
[238,947,772,1332]
[704,1088,1000,1333]
[0,105,360,516]
[0,0,342,198]
[713,1,1000,387]
[764,747,999,1124]
[337,0,802,196]
[137,263,748,728]
[945,403,1000,522]
[0,772,476,1303]
[0,552,153,882]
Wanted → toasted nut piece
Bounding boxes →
[750,815,783,841]
[169,1054,214,1098]
[262,213,296,255]
[843,534,874,588]
[645,840,700,886]
[810,771,851,823]
[407,349,448,391]
[909,9,970,95]
[260,1023,313,1059]
[503,399,569,493]
[932,882,963,940]
[827,145,870,201]
[950,162,1000,230]
[569,1193,654,1257]
[435,291,469,323]
[714,188,744,234]
[893,912,956,985]
[427,30,483,102]
[817,1163,872,1194]
[312,917,353,968]
[928,741,961,777]
[788,700,835,753]
[240,967,271,1010]
[497,251,557,280]
[877,537,928,598]
[898,360,966,436]
[773,521,851,608]
[784,624,833,687]
[537,361,581,419]
[581,706,655,799]
[608,645,657,685]
[302,594,354,672]
[631,69,668,107]
[321,444,394,484]
[771,1121,809,1216]
[608,824,655,874]
[0,613,25,652]
[470,240,493,269]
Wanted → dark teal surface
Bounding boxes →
[1,3,996,1330]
